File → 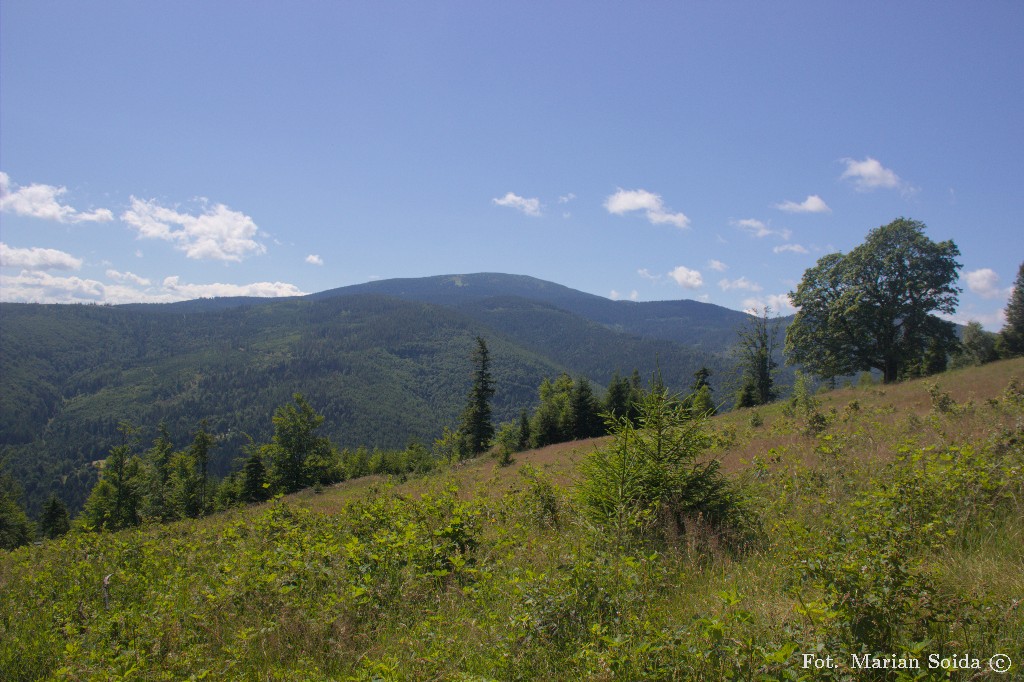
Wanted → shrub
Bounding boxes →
[517,464,560,529]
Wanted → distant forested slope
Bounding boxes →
[0,273,756,514]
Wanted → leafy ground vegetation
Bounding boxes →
[2,359,1023,680]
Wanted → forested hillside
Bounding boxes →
[0,274,750,515]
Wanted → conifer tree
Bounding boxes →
[1001,262,1024,357]
[604,371,633,421]
[143,423,175,521]
[0,468,34,550]
[457,336,495,456]
[577,387,734,543]
[189,420,214,515]
[688,385,717,417]
[39,494,71,539]
[82,422,144,531]
[691,367,712,392]
[516,409,532,452]
[683,367,716,416]
[240,444,270,504]
[570,377,603,439]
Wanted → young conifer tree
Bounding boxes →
[458,336,495,456]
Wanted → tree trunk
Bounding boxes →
[883,358,898,384]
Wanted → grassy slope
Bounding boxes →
[296,357,1024,506]
[2,359,1023,680]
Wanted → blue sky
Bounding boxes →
[1,2,1021,328]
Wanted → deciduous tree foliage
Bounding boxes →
[952,321,998,368]
[264,394,337,493]
[786,218,961,383]
[734,308,780,407]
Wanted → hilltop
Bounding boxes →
[2,359,1021,679]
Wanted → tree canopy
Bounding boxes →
[786,218,961,383]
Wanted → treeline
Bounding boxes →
[491,368,718,462]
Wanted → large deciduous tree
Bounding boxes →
[786,218,961,384]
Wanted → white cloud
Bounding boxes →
[775,194,831,213]
[840,157,905,192]
[0,172,113,224]
[106,269,151,286]
[0,269,305,304]
[605,188,690,229]
[0,270,108,302]
[718,276,763,292]
[742,293,796,315]
[121,197,266,262]
[944,307,1006,331]
[773,243,810,254]
[0,242,83,270]
[768,294,795,312]
[733,218,771,237]
[161,276,304,299]
[668,265,703,289]
[558,193,576,204]
[609,289,639,301]
[492,192,541,217]
[708,259,728,272]
[964,268,1006,300]
[306,254,324,266]
[731,218,791,240]
[637,268,661,282]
